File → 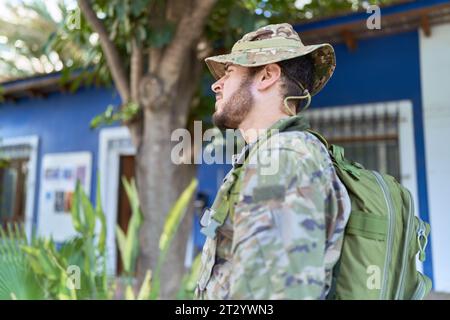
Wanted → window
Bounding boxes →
[0,136,38,238]
[116,154,135,275]
[305,105,401,181]
[0,157,28,228]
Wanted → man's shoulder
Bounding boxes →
[257,130,330,162]
[241,130,334,191]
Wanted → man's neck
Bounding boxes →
[239,112,289,143]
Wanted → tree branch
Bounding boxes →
[171,51,203,130]
[148,47,163,74]
[77,0,130,103]
[158,0,216,93]
[131,38,143,102]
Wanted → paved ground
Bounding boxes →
[426,291,450,300]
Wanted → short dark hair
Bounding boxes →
[278,56,314,113]
[247,55,314,113]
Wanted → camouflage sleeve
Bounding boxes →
[230,132,338,299]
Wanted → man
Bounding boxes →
[195,23,351,300]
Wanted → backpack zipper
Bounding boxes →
[372,171,395,300]
[399,216,430,300]
[394,189,414,299]
[417,220,428,262]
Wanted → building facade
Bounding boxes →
[1,0,449,293]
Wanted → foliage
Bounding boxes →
[0,176,113,300]
[0,0,394,298]
[176,253,202,299]
[0,0,396,104]
[0,157,9,169]
[0,0,99,83]
[0,175,198,300]
[114,176,149,300]
[150,178,198,299]
[0,175,113,299]
[90,102,140,128]
[0,224,43,300]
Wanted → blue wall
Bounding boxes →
[0,86,121,228]
[194,158,231,248]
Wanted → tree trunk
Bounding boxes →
[131,44,204,298]
[134,105,196,299]
[77,0,215,300]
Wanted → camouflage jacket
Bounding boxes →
[195,122,351,300]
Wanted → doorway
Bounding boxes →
[116,154,136,275]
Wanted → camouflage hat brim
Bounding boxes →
[205,43,336,97]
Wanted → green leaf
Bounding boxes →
[151,178,198,299]
[90,105,119,129]
[80,190,96,235]
[0,223,44,299]
[122,177,143,273]
[159,179,198,253]
[115,225,129,273]
[71,181,83,233]
[121,102,140,122]
[116,3,126,21]
[185,253,202,293]
[137,25,147,42]
[227,6,246,29]
[42,31,57,55]
[21,240,61,283]
[124,16,131,35]
[0,257,44,299]
[125,284,135,300]
[69,73,84,93]
[121,177,141,220]
[108,3,115,17]
[148,22,175,48]
[58,237,84,268]
[176,253,202,299]
[114,176,143,278]
[20,245,45,275]
[131,0,149,17]
[136,269,152,300]
[59,67,72,86]
[95,174,107,255]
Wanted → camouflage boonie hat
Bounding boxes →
[205,23,336,96]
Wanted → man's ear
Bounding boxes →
[255,63,281,91]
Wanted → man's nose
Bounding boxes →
[211,79,223,94]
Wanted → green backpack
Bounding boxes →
[307,129,432,300]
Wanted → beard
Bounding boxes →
[212,75,254,130]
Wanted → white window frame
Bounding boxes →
[0,135,39,240]
[98,127,135,274]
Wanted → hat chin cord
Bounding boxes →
[282,79,311,116]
